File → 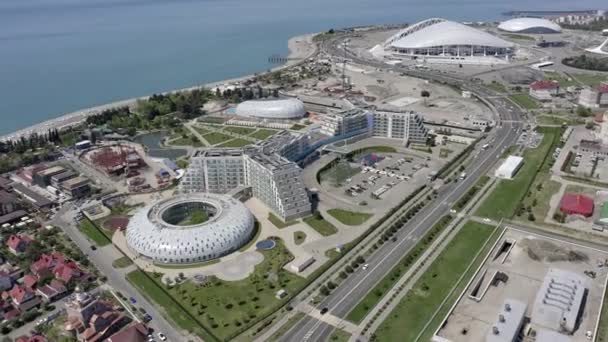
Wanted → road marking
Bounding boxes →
[289,122,520,339]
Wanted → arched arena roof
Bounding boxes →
[498,18,562,34]
[387,19,514,50]
[235,97,306,119]
[126,193,255,265]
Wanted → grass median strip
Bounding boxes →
[78,220,111,246]
[374,221,498,341]
[268,213,297,228]
[345,215,453,324]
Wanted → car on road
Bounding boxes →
[90,245,97,251]
[129,297,137,304]
[320,307,328,315]
[362,263,369,270]
[483,218,492,223]
[157,332,167,341]
[143,314,153,322]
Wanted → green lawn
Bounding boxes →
[294,231,307,245]
[476,128,559,220]
[503,33,535,41]
[303,214,338,236]
[217,138,252,148]
[249,129,277,140]
[509,93,539,109]
[536,114,584,126]
[374,221,498,341]
[142,239,306,341]
[223,126,257,136]
[202,132,233,145]
[326,209,372,226]
[112,257,134,268]
[544,71,578,87]
[193,126,212,136]
[328,329,351,342]
[290,124,306,130]
[597,279,608,342]
[572,73,608,87]
[486,81,508,94]
[168,136,205,147]
[79,220,111,246]
[126,271,214,341]
[267,213,297,228]
[346,215,453,323]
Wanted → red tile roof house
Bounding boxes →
[106,322,149,342]
[0,300,20,321]
[529,80,560,101]
[30,252,66,277]
[15,335,47,342]
[36,279,67,302]
[53,260,83,284]
[560,193,595,217]
[22,274,38,290]
[80,310,129,342]
[6,234,33,255]
[5,285,41,312]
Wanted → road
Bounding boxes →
[50,203,187,342]
[279,35,526,342]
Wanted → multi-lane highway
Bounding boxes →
[279,35,526,342]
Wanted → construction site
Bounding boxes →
[433,227,608,342]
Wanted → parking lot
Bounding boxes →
[325,151,442,208]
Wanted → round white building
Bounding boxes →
[126,193,255,265]
[235,97,306,119]
[498,18,562,34]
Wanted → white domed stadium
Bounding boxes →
[126,193,255,265]
[498,18,561,34]
[378,18,514,64]
[235,98,306,119]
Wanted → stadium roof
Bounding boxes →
[390,19,514,49]
[498,17,562,34]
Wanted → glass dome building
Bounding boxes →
[235,98,306,119]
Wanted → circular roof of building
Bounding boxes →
[126,193,255,264]
[235,97,306,119]
[498,18,562,33]
[389,18,514,49]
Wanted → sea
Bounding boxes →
[0,0,605,135]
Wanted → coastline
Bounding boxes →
[0,32,317,142]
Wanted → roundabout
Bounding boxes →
[126,193,255,265]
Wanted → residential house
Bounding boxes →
[6,235,33,255]
[106,322,149,342]
[64,290,129,342]
[15,335,47,342]
[6,285,40,311]
[36,280,67,302]
[30,252,65,277]
[0,271,13,291]
[22,274,38,290]
[529,80,559,101]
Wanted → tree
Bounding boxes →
[319,285,330,296]
[420,90,431,105]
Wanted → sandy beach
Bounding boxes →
[0,33,317,142]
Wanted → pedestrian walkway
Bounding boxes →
[299,302,359,335]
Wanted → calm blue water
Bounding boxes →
[0,0,605,135]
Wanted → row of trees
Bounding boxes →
[562,55,608,72]
[561,18,608,31]
[215,86,279,103]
